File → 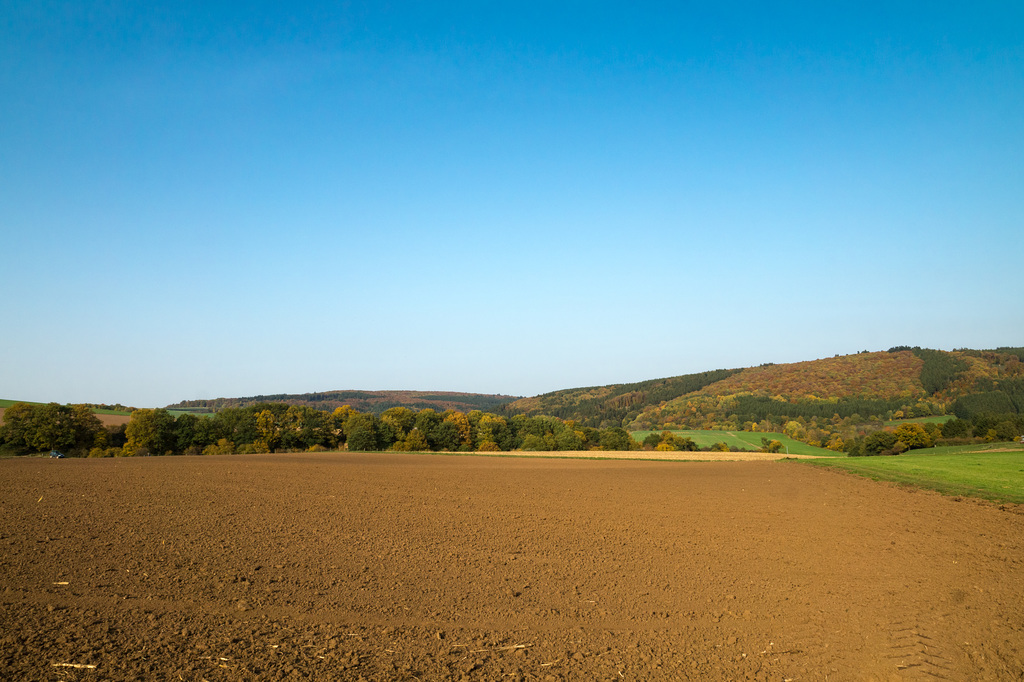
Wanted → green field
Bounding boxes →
[800,444,1024,504]
[630,429,839,457]
[167,409,214,418]
[883,415,954,427]
[0,399,43,408]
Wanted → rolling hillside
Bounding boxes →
[504,369,742,427]
[503,347,1024,429]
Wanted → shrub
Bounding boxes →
[202,438,234,456]
[520,434,548,451]
[864,431,897,455]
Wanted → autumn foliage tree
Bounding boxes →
[894,422,933,450]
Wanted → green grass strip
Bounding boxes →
[799,446,1024,504]
[0,399,43,408]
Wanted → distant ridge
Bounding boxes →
[163,347,1023,427]
[502,347,1024,428]
[166,390,520,415]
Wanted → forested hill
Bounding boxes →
[167,390,519,415]
[502,348,1024,429]
[502,369,743,427]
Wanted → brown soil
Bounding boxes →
[95,413,131,427]
[1,453,1022,681]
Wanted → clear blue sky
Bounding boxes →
[2,2,1022,407]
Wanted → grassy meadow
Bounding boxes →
[883,414,955,427]
[167,409,214,418]
[0,399,41,408]
[800,443,1024,504]
[630,429,839,457]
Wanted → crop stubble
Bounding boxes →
[1,453,1022,680]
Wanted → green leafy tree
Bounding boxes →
[992,420,1019,442]
[863,430,898,455]
[345,412,381,451]
[217,407,259,448]
[70,405,103,453]
[400,428,430,451]
[32,403,76,453]
[937,417,970,438]
[0,402,37,452]
[432,420,463,451]
[347,427,378,451]
[520,434,548,451]
[555,428,585,451]
[124,409,177,456]
[414,409,442,448]
[642,432,662,449]
[175,413,201,454]
[599,427,634,451]
[381,407,416,441]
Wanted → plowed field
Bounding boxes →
[2,453,1022,681]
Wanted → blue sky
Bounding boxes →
[2,2,1022,407]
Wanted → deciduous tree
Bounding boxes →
[124,409,176,456]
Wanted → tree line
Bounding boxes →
[0,402,648,457]
[844,412,1024,456]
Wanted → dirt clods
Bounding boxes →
[1,453,1022,680]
